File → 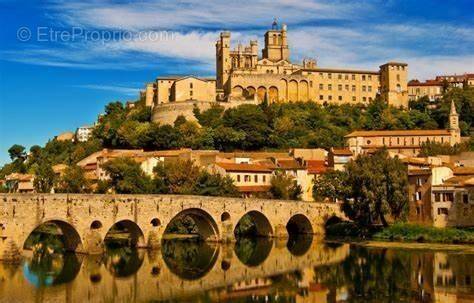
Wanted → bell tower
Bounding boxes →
[449,100,461,144]
[262,19,290,62]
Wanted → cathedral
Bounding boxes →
[144,21,409,124]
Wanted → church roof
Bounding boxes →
[345,129,451,138]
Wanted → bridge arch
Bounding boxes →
[23,219,83,253]
[164,208,219,241]
[286,214,313,235]
[234,210,273,237]
[104,219,145,247]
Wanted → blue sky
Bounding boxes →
[0,0,473,165]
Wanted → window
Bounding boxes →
[338,84,342,91]
[328,84,332,90]
[190,90,193,97]
[254,175,258,183]
[463,194,469,204]
[345,84,349,90]
[352,85,356,92]
[244,175,251,182]
[352,96,356,102]
[444,193,454,202]
[338,74,342,80]
[367,140,372,144]
[416,191,422,200]
[396,84,401,92]
[438,208,449,215]
[319,95,324,100]
[319,72,323,77]
[345,75,349,80]
[434,193,441,202]
[319,83,324,90]
[416,206,421,215]
[338,96,342,101]
[190,83,193,89]
[362,97,367,102]
[352,74,356,80]
[237,175,241,182]
[328,95,333,101]
[362,75,366,81]
[368,75,372,80]
[397,74,400,81]
[368,86,372,92]
[263,176,266,182]
[362,85,366,92]
[328,73,332,79]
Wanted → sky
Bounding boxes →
[0,0,473,165]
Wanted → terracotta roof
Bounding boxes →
[345,129,451,137]
[444,175,474,186]
[453,167,474,175]
[237,185,271,192]
[5,173,34,181]
[408,169,432,176]
[306,160,328,174]
[408,79,443,87]
[216,162,273,173]
[331,148,353,156]
[301,67,379,75]
[275,159,304,170]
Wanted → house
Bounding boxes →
[4,173,35,193]
[210,162,274,198]
[328,148,353,171]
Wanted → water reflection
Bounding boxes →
[2,238,474,302]
[234,237,273,267]
[161,239,219,280]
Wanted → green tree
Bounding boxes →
[312,170,349,202]
[102,157,153,194]
[57,165,90,193]
[342,150,408,227]
[33,161,56,193]
[194,171,239,197]
[8,144,26,161]
[269,171,302,200]
[153,160,201,194]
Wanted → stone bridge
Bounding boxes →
[0,194,345,262]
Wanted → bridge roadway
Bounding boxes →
[0,194,345,262]
[0,240,350,302]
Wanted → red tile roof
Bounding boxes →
[331,148,353,156]
[276,159,304,170]
[345,129,451,137]
[216,162,273,173]
[306,160,328,174]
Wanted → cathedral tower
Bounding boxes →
[262,20,290,62]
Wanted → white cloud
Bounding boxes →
[47,0,368,30]
[72,84,139,96]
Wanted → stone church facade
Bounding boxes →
[146,21,409,124]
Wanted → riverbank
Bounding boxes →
[327,222,474,245]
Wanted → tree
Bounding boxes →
[194,171,239,197]
[269,171,302,200]
[33,161,56,193]
[8,144,26,161]
[342,150,408,227]
[102,157,153,194]
[153,160,201,194]
[313,170,349,202]
[57,165,90,193]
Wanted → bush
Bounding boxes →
[374,223,474,244]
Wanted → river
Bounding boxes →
[1,236,473,302]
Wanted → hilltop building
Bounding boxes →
[145,21,409,124]
[345,101,461,157]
